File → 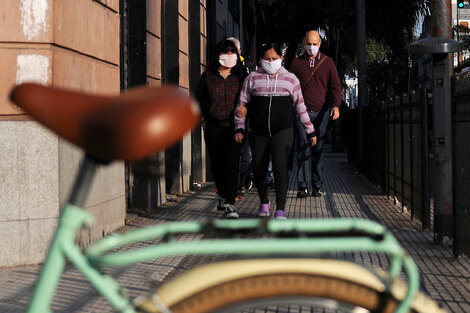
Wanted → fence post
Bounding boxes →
[394,96,400,206]
[409,91,415,219]
[400,94,405,212]
[421,88,431,230]
[380,101,386,192]
[409,17,461,243]
[356,0,367,167]
[390,97,396,203]
[385,99,390,198]
[452,74,470,257]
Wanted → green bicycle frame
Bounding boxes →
[26,156,420,313]
[27,157,136,313]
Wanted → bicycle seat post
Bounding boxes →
[68,155,99,207]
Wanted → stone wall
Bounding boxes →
[0,0,124,267]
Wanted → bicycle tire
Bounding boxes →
[135,259,445,313]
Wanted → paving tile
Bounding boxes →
[0,149,468,312]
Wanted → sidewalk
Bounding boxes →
[0,150,468,312]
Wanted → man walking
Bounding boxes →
[290,30,342,197]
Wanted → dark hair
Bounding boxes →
[259,42,283,58]
[209,39,245,77]
[216,39,239,56]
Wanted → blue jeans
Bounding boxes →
[295,106,330,190]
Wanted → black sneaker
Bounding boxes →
[217,197,226,211]
[311,188,322,197]
[223,204,239,219]
[297,188,309,198]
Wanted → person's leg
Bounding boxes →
[294,116,311,197]
[206,126,241,218]
[269,127,294,214]
[204,125,228,205]
[244,139,254,189]
[310,107,331,194]
[249,132,271,206]
[245,151,254,189]
[265,159,275,189]
[238,137,250,190]
[223,128,243,205]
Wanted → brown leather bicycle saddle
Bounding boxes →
[10,83,200,162]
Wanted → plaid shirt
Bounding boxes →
[196,69,243,125]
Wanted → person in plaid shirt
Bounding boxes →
[196,39,247,219]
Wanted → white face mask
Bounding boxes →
[305,45,320,56]
[261,59,282,75]
[219,54,238,68]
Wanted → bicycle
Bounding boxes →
[9,83,445,313]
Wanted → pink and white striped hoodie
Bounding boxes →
[234,66,315,136]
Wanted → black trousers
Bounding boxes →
[204,125,243,205]
[249,127,294,212]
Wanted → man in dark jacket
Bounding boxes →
[290,30,342,197]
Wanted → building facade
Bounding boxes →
[0,0,260,266]
[0,0,123,267]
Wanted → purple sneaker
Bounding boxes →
[275,210,287,220]
[258,203,270,217]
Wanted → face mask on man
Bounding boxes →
[219,54,238,68]
[305,45,320,56]
[261,59,282,75]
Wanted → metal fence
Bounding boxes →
[346,89,431,229]
[452,72,470,256]
[347,78,470,256]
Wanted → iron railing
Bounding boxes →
[347,78,470,256]
[452,72,470,257]
[346,89,431,228]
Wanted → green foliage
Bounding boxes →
[366,39,410,100]
[257,0,429,97]
[367,39,388,62]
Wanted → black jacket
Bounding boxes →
[247,95,294,137]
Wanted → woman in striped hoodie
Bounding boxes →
[234,42,317,219]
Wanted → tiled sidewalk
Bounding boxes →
[0,151,468,312]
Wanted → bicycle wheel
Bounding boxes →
[135,259,445,313]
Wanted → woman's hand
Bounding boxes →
[235,105,247,118]
[235,133,244,143]
[309,136,317,147]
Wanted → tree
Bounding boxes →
[257,0,429,98]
